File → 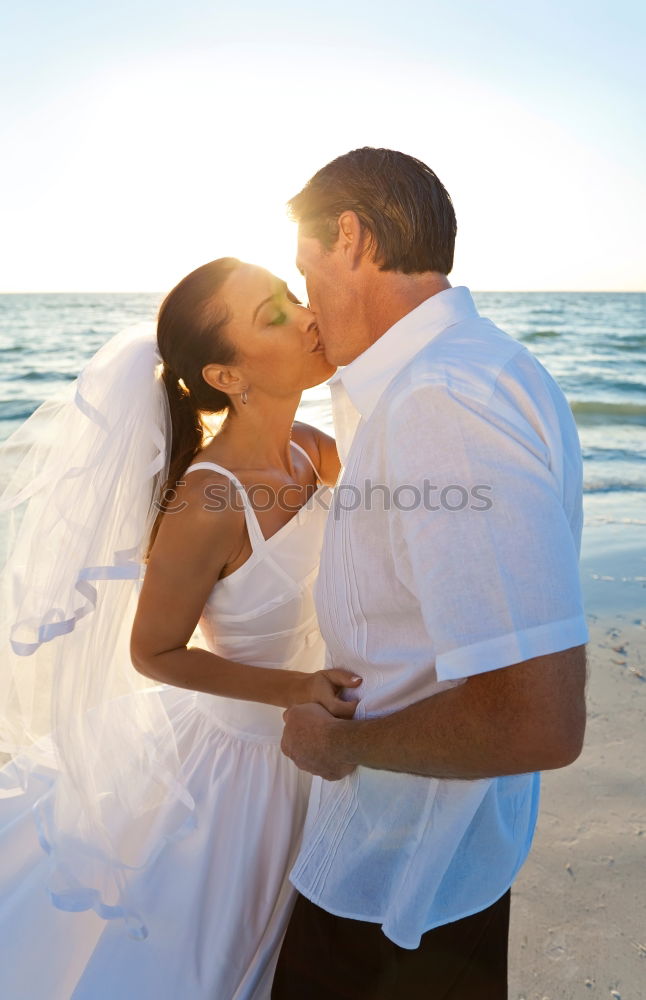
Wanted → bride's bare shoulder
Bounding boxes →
[291,419,320,453]
[158,463,245,540]
[292,420,340,486]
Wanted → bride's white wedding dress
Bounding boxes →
[0,442,331,1000]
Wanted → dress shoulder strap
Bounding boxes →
[290,440,323,485]
[183,461,266,548]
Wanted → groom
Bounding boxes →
[274,148,588,998]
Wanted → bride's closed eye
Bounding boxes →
[267,288,302,326]
[268,309,288,326]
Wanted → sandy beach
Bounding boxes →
[509,595,646,998]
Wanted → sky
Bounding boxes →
[0,0,644,293]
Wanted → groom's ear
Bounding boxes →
[337,211,366,271]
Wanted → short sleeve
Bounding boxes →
[385,379,589,682]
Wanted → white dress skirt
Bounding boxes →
[0,443,331,1000]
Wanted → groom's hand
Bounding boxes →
[281,703,356,781]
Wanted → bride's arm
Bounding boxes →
[130,470,358,715]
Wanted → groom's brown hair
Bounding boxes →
[287,147,457,275]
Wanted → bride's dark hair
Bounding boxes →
[147,257,242,557]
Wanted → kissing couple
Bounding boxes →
[0,147,588,999]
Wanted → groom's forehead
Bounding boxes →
[295,231,322,272]
[295,227,306,269]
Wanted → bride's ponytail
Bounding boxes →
[160,361,203,504]
[147,257,242,557]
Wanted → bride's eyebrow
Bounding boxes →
[252,280,288,322]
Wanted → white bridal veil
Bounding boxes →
[0,323,197,938]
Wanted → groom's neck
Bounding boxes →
[356,271,452,356]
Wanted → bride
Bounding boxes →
[0,257,361,999]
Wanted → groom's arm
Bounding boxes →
[281,642,586,781]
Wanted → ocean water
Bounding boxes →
[1,291,644,615]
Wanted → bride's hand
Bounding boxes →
[291,669,362,719]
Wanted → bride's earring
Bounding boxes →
[241,390,248,405]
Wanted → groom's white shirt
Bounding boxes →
[290,285,589,948]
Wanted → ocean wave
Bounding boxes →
[582,447,646,463]
[521,329,561,340]
[0,401,39,422]
[7,370,76,382]
[571,400,646,424]
[585,516,646,526]
[613,341,646,352]
[583,481,646,494]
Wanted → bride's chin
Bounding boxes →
[301,362,336,390]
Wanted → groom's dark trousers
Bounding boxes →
[271,888,510,999]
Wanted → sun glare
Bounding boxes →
[2,45,643,292]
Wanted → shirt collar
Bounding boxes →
[328,286,479,422]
